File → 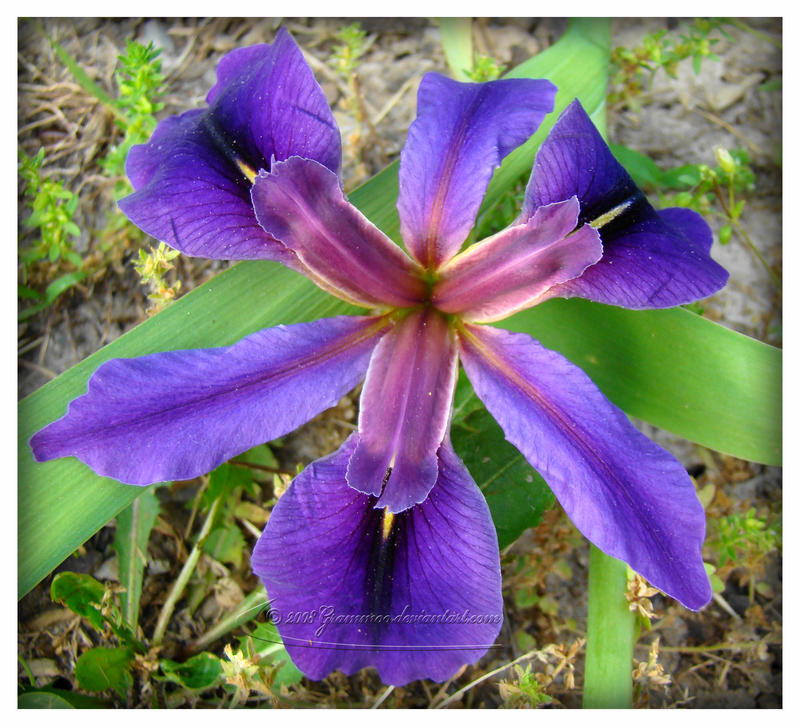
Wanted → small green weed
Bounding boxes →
[609,19,731,110]
[330,23,368,81]
[706,507,781,598]
[99,39,182,309]
[134,243,182,313]
[329,22,382,186]
[498,664,553,708]
[18,147,86,318]
[19,148,82,271]
[465,53,506,82]
[103,39,166,192]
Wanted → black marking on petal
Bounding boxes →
[365,505,401,622]
[201,113,259,187]
[578,181,651,242]
[378,466,393,497]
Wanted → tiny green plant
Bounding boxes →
[49,572,144,700]
[103,39,166,192]
[134,242,182,313]
[28,33,179,318]
[465,53,506,82]
[18,147,86,318]
[329,22,377,185]
[100,40,184,307]
[18,148,82,269]
[663,147,755,221]
[662,147,778,288]
[609,19,731,110]
[221,624,303,707]
[330,22,368,81]
[706,507,781,598]
[498,664,553,708]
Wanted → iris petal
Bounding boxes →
[458,323,711,610]
[119,28,340,264]
[252,157,427,309]
[398,73,556,268]
[252,435,502,686]
[347,308,458,512]
[30,316,389,485]
[521,100,728,308]
[433,197,602,322]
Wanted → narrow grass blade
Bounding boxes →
[438,18,474,81]
[43,30,123,118]
[114,488,160,632]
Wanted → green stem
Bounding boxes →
[152,495,221,647]
[712,181,781,290]
[583,545,635,708]
[438,18,474,81]
[182,586,268,657]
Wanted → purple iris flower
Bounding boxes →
[30,28,728,686]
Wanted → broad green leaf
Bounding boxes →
[160,652,223,691]
[452,404,554,549]
[50,572,105,632]
[114,487,160,633]
[18,691,74,709]
[74,646,134,699]
[18,686,108,709]
[438,18,474,80]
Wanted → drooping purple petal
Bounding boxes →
[521,100,728,308]
[30,316,390,485]
[252,158,427,309]
[119,28,341,264]
[347,308,458,512]
[398,73,556,268]
[252,435,502,686]
[458,323,711,610]
[433,198,602,322]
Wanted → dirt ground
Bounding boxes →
[18,18,782,708]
